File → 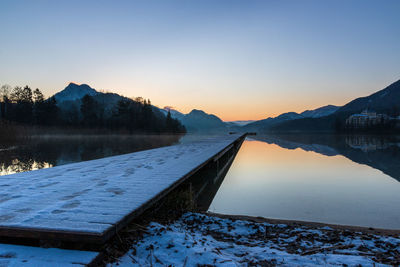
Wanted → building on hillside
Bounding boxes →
[345,110,390,128]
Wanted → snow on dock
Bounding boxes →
[0,243,98,266]
[0,134,245,244]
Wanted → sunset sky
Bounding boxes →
[1,0,399,121]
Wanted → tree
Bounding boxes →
[0,85,11,102]
[0,85,11,120]
[0,83,186,133]
[10,86,33,123]
[33,88,44,103]
[111,99,135,132]
[166,110,173,132]
[42,97,59,125]
[10,86,23,103]
[21,86,33,103]
[80,95,98,127]
[33,88,46,124]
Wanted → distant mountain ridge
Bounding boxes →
[243,105,340,132]
[51,79,400,133]
[162,108,227,132]
[269,79,400,133]
[300,105,339,118]
[163,104,342,133]
[336,79,400,115]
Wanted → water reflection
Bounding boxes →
[253,134,400,182]
[0,135,182,175]
[209,135,400,229]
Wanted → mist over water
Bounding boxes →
[0,135,182,175]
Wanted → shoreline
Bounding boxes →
[110,212,400,266]
[206,212,400,236]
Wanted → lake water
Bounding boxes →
[1,133,399,230]
[209,135,400,230]
[0,135,182,175]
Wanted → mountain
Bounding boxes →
[301,105,339,118]
[182,109,227,132]
[243,112,305,131]
[54,84,224,133]
[271,79,400,132]
[52,83,171,127]
[53,83,98,102]
[162,108,227,133]
[53,83,132,121]
[242,104,341,132]
[162,107,185,120]
[336,79,400,115]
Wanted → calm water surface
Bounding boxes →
[209,135,400,230]
[1,133,399,229]
[0,135,182,175]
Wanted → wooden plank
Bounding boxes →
[0,134,246,244]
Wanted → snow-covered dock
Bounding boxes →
[0,243,99,266]
[0,134,245,244]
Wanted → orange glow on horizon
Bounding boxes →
[148,89,354,122]
[158,100,346,122]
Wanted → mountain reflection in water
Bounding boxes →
[209,134,400,229]
[252,134,400,182]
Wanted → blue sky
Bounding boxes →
[1,0,399,120]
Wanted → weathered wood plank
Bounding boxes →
[0,134,246,243]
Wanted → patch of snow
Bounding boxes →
[54,83,98,103]
[301,105,339,118]
[112,213,400,266]
[0,243,98,266]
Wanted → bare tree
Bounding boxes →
[10,86,23,103]
[0,84,11,102]
[33,88,44,103]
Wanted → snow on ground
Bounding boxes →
[111,213,400,266]
[0,243,98,266]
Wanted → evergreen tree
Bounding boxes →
[10,86,33,123]
[0,85,11,120]
[0,84,186,133]
[80,95,98,127]
[42,97,59,125]
[166,110,173,132]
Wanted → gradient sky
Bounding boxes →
[1,0,399,121]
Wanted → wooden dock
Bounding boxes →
[0,243,99,266]
[0,134,245,244]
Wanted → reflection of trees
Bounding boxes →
[0,159,52,175]
[10,158,34,173]
[253,134,400,182]
[0,135,182,175]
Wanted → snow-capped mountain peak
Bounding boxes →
[300,105,339,118]
[53,82,98,102]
